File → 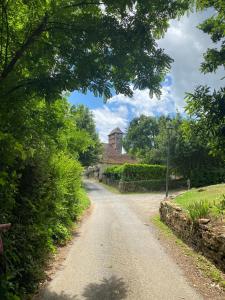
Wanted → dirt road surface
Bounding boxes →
[42,180,202,300]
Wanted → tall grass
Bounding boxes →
[187,200,210,221]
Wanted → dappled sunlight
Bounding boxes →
[82,276,128,300]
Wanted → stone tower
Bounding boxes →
[108,127,123,154]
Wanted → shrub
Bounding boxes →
[0,99,92,299]
[190,167,225,187]
[104,165,123,180]
[187,200,210,221]
[121,163,166,181]
[0,151,90,299]
[104,163,166,182]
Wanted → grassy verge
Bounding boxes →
[152,215,225,289]
[76,188,91,216]
[174,184,225,219]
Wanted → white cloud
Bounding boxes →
[109,85,179,115]
[92,105,128,142]
[93,10,224,142]
[158,10,224,107]
[93,85,179,142]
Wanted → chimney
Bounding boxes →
[108,127,123,154]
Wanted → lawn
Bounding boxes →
[174,183,225,220]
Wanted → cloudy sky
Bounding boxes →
[69,10,223,142]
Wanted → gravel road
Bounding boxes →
[42,180,202,300]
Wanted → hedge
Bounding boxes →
[104,163,166,182]
[190,167,225,187]
[103,165,123,180]
[102,177,186,193]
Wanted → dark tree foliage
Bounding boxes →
[71,105,102,166]
[185,0,225,157]
[0,0,190,102]
[186,87,225,159]
[123,115,159,157]
[0,98,91,299]
[123,114,225,186]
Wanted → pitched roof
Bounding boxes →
[108,127,123,136]
[101,143,137,165]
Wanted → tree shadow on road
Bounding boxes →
[39,290,78,300]
[82,275,128,300]
[37,276,127,300]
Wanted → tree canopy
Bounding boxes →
[123,115,159,157]
[185,0,225,158]
[123,114,225,186]
[1,1,224,298]
[71,105,102,166]
[0,0,190,102]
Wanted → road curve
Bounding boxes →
[42,180,202,300]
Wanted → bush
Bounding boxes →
[121,163,166,181]
[0,151,90,299]
[0,99,92,299]
[103,164,185,193]
[104,165,123,180]
[187,200,210,221]
[104,163,166,182]
[190,167,225,187]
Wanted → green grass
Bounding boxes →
[152,215,225,289]
[76,188,91,217]
[174,183,225,219]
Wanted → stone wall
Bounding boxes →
[101,176,120,189]
[102,178,186,193]
[160,201,225,273]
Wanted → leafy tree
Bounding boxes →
[124,114,225,186]
[185,0,225,157]
[0,0,190,102]
[0,98,92,299]
[123,115,159,158]
[71,105,102,166]
[186,87,225,158]
[196,0,225,75]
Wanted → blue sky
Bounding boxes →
[69,10,223,142]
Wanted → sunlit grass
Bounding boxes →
[174,184,225,218]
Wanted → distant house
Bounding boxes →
[101,127,136,164]
[97,127,137,179]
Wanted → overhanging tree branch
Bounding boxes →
[2,1,9,70]
[0,3,4,64]
[0,14,48,83]
[62,1,103,9]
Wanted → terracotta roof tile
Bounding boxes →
[101,143,137,164]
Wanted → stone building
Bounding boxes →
[108,127,123,154]
[86,127,137,179]
[97,127,137,179]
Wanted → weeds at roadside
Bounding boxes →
[187,200,210,221]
